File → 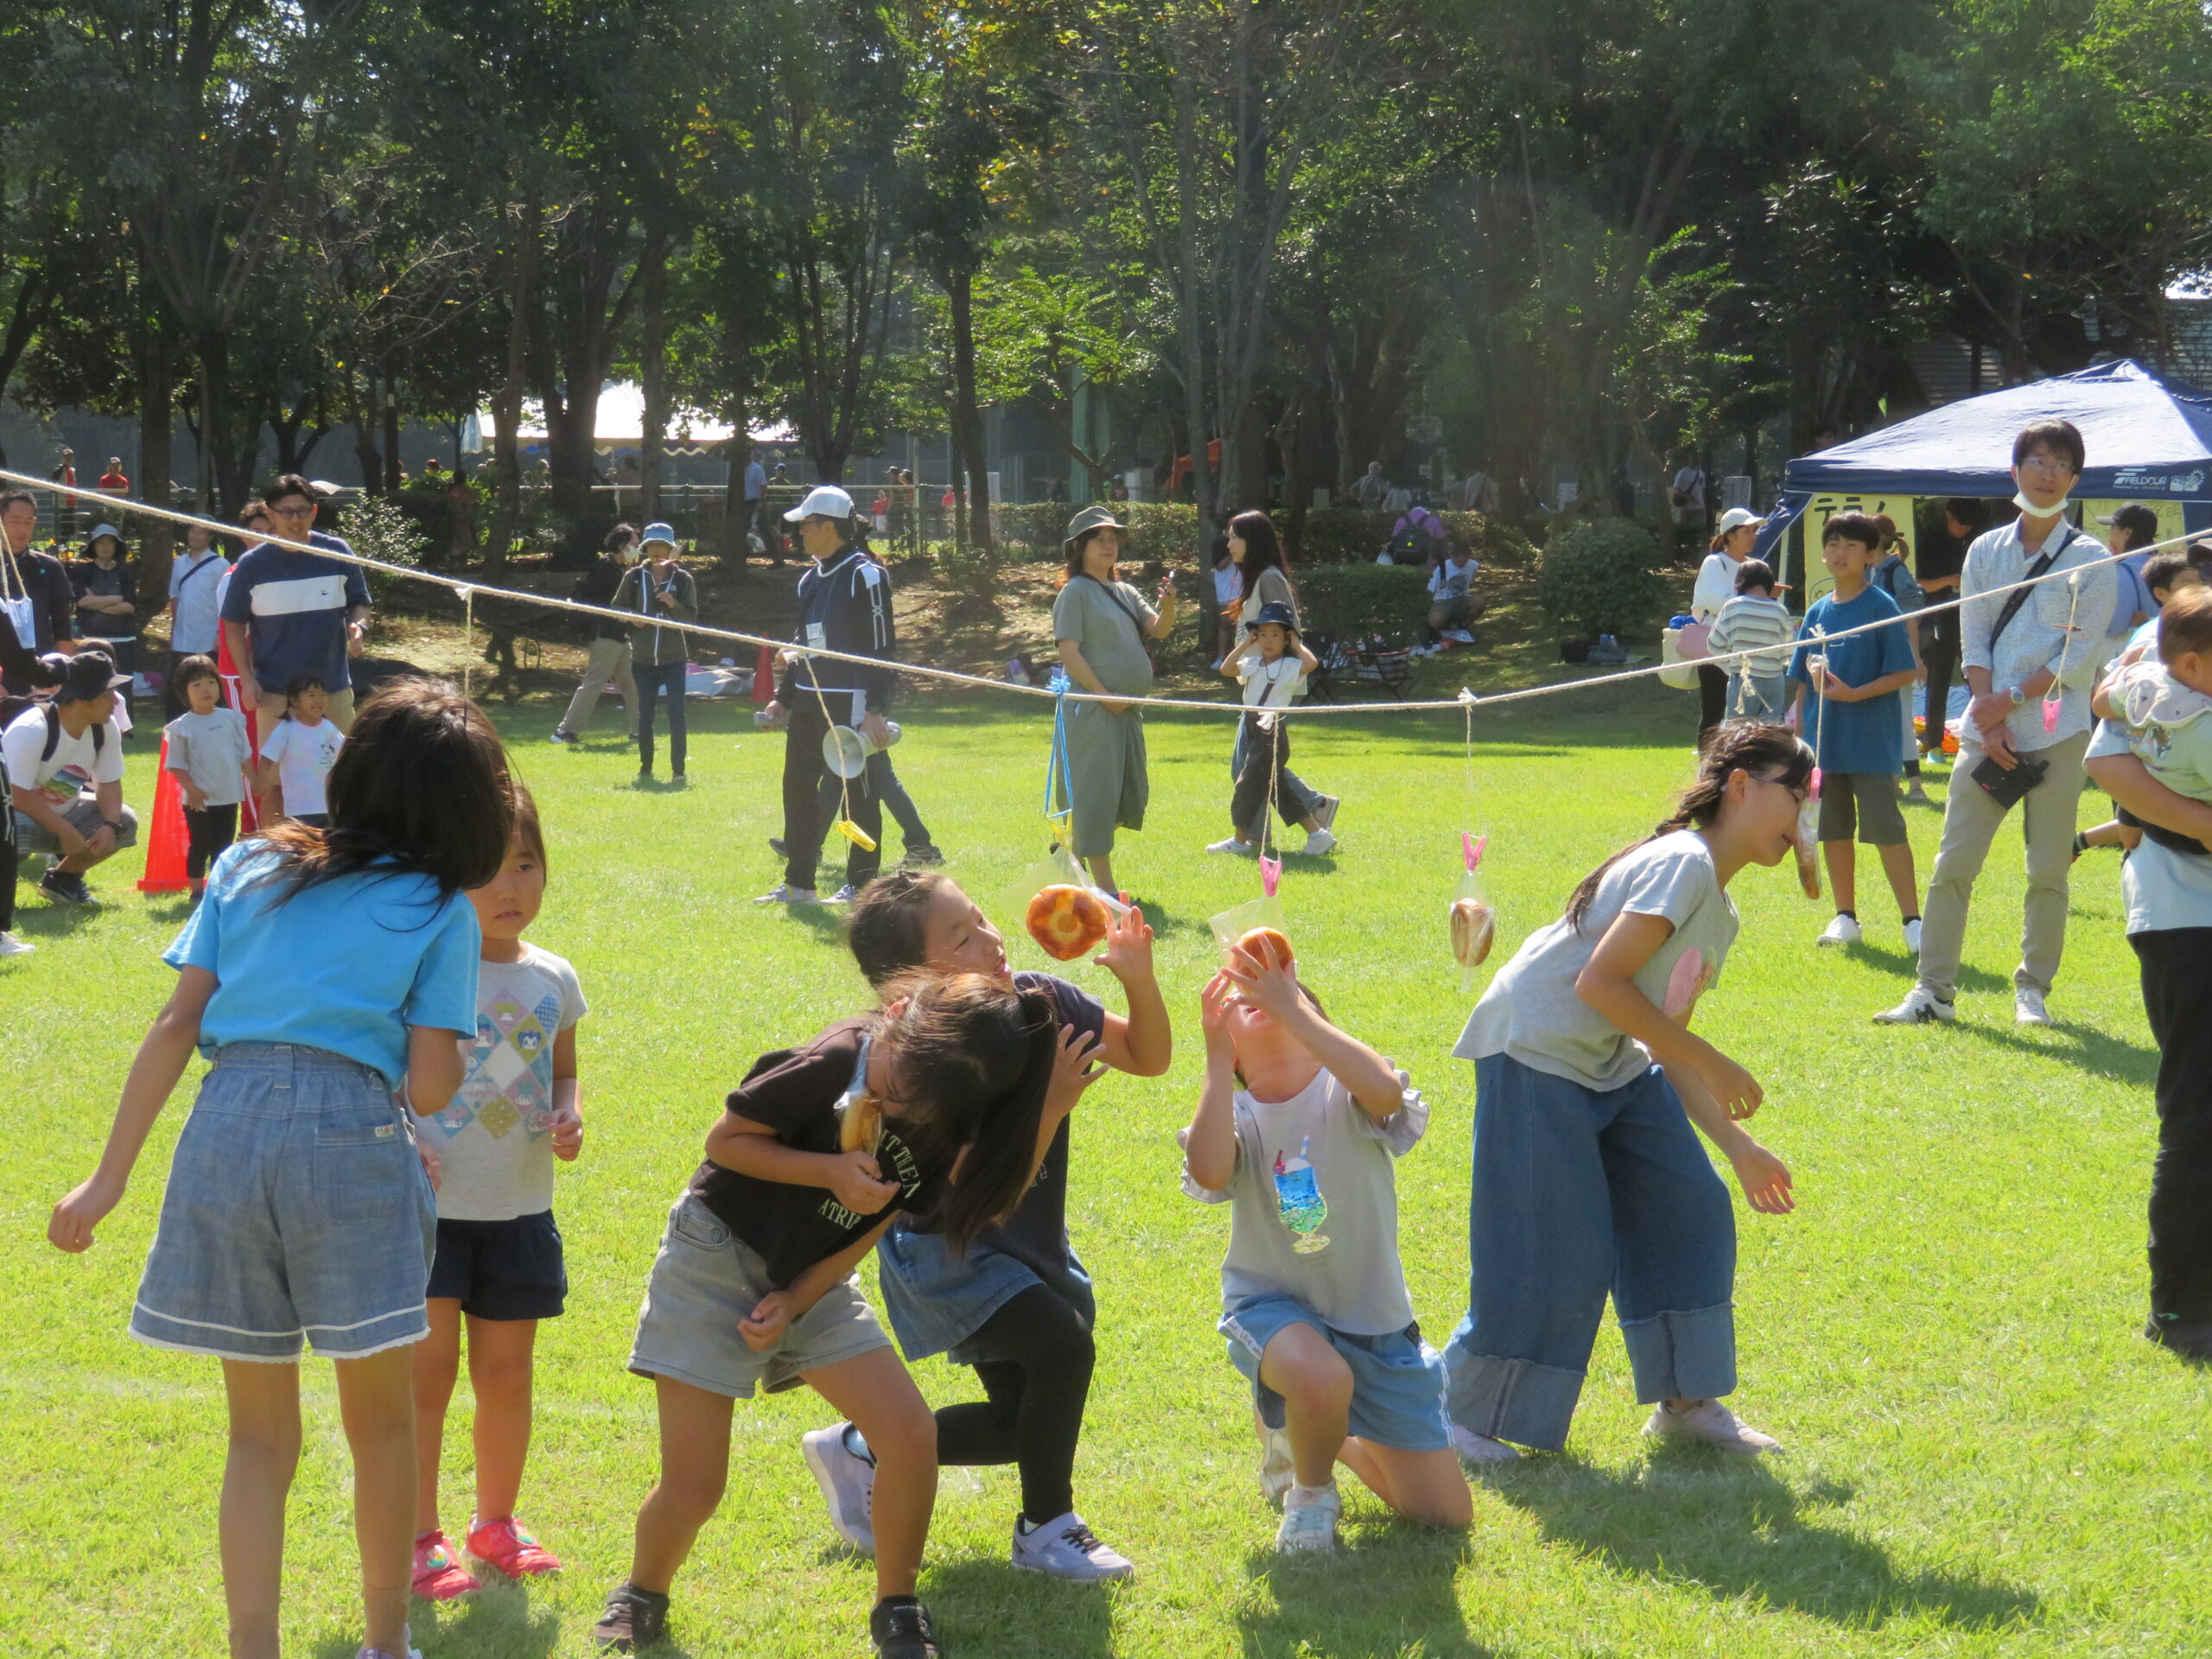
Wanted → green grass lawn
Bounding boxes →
[4,682,2203,1658]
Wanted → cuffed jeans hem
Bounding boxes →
[1619,1300,1737,1404]
[1443,1347,1586,1452]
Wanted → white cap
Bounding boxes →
[1713,506,1766,534]
[784,485,856,524]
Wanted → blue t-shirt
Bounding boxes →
[2107,550,2153,638]
[164,842,480,1088]
[219,532,373,692]
[1789,585,1915,775]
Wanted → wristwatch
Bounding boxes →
[101,819,124,834]
[2008,684,2027,707]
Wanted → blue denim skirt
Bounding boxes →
[131,1043,437,1363]
[876,1224,1096,1365]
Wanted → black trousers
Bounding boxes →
[1920,606,1961,753]
[182,803,239,882]
[931,1284,1096,1525]
[1697,663,1728,737]
[2132,928,2212,1323]
[813,750,931,850]
[1229,715,1301,846]
[782,694,881,892]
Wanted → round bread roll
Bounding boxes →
[1450,896,1496,967]
[1027,884,1110,961]
[1232,926,1295,973]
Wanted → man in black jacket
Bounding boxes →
[757,486,899,905]
[0,491,78,696]
[551,523,640,743]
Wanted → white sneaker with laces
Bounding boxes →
[1274,1483,1340,1554]
[2015,987,2052,1027]
[1205,837,1255,856]
[1256,1417,1294,1510]
[1450,1423,1522,1466]
[826,884,860,904]
[0,931,31,957]
[1873,985,1955,1025]
[1816,913,1862,948]
[1010,1510,1135,1582]
[800,1423,877,1556]
[1643,1399,1780,1454]
[1301,828,1337,855]
[1903,918,1923,954]
[753,882,819,906]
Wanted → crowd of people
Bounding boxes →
[12,416,2212,1659]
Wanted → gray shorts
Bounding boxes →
[12,791,139,858]
[627,1193,889,1398]
[1817,771,1907,845]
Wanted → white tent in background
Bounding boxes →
[472,382,796,456]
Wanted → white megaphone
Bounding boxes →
[823,720,903,779]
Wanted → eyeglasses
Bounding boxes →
[269,503,315,518]
[2018,454,2075,475]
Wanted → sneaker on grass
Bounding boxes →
[2016,987,2052,1027]
[1643,1399,1780,1454]
[1274,1482,1341,1554]
[38,867,95,906]
[1301,827,1337,856]
[1206,836,1255,856]
[827,883,860,904]
[1011,1510,1135,1581]
[1449,1422,1522,1466]
[1816,913,1861,947]
[754,882,819,906]
[591,1582,670,1651]
[550,728,578,744]
[465,1515,560,1580]
[1873,985,1954,1025]
[0,931,32,957]
[902,842,945,867]
[802,1422,877,1556]
[870,1595,942,1659]
[410,1530,476,1601]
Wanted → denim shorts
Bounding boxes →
[426,1211,567,1321]
[1222,1292,1451,1452]
[876,1224,1096,1365]
[627,1192,889,1398]
[131,1043,436,1363]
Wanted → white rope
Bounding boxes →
[0,466,2167,721]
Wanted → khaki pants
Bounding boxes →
[557,636,636,738]
[255,684,356,734]
[1914,728,2090,1001]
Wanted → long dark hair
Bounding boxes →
[1230,510,1295,603]
[847,868,949,986]
[880,973,1058,1249]
[258,678,513,906]
[1565,723,1813,931]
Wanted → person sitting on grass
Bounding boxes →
[1707,559,1795,721]
[1180,935,1472,1555]
[162,654,253,899]
[1208,601,1336,859]
[1787,511,1923,951]
[2,647,137,909]
[2078,550,2205,858]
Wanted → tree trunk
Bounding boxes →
[948,267,993,555]
[484,194,541,575]
[348,365,383,500]
[137,323,175,563]
[382,368,404,493]
[638,231,671,521]
[195,330,257,518]
[1172,79,1217,558]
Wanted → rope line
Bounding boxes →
[0,466,2169,721]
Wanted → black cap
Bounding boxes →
[1251,600,1299,632]
[55,649,132,704]
[2098,502,2159,544]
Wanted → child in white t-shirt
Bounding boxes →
[257,669,345,825]
[1181,935,1471,1554]
[2081,556,2206,857]
[2093,585,2212,827]
[1208,601,1335,858]
[408,784,588,1600]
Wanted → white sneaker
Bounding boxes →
[1301,828,1337,855]
[1449,1423,1522,1466]
[1010,1510,1135,1582]
[1205,837,1255,856]
[1274,1483,1340,1554]
[2015,987,2052,1027]
[1816,913,1862,948]
[1256,1417,1294,1510]
[0,931,32,957]
[1903,918,1923,954]
[1643,1400,1780,1454]
[826,884,860,904]
[800,1423,876,1556]
[1873,985,1955,1025]
[753,882,820,905]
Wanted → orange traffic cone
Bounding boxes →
[137,737,191,893]
[753,642,775,704]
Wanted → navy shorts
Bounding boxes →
[426,1211,567,1321]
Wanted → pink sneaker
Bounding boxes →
[410,1530,477,1601]
[465,1515,562,1580]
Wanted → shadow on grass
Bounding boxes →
[1840,940,2012,995]
[1947,1015,2158,1079]
[1236,1519,1491,1659]
[922,1557,1117,1659]
[1493,1452,2039,1632]
[378,1582,567,1659]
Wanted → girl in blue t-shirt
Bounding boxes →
[49,679,513,1659]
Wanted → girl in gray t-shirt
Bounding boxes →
[1442,724,1808,1462]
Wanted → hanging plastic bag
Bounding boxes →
[1794,641,1827,899]
[1448,832,1498,990]
[1210,854,1290,962]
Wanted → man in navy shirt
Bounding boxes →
[219,474,372,732]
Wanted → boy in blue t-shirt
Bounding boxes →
[1789,511,1923,950]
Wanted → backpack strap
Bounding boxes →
[39,702,105,763]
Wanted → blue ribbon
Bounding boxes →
[1044,671,1074,826]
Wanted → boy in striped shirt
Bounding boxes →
[1707,559,1795,721]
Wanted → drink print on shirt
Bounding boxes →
[1272,1135,1330,1255]
[1664,948,1713,1023]
[429,988,563,1142]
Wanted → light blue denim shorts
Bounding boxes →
[1223,1292,1452,1452]
[130,1043,436,1363]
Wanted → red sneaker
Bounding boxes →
[465,1515,562,1580]
[411,1529,478,1601]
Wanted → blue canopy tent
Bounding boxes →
[1754,359,2212,599]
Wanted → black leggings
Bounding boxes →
[1920,606,1960,753]
[1697,663,1728,737]
[931,1283,1095,1525]
[2132,928,2212,1322]
[182,803,239,881]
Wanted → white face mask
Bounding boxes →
[2013,489,2070,518]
